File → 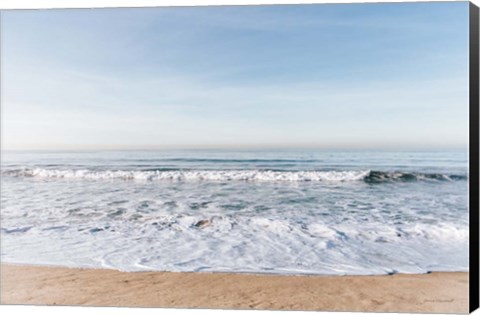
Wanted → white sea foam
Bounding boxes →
[0,213,468,275]
[3,168,467,182]
[0,176,469,275]
[6,168,372,182]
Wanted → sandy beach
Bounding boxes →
[0,264,469,313]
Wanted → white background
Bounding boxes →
[0,0,479,315]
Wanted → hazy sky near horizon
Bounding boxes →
[1,2,470,150]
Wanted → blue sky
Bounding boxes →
[1,2,470,149]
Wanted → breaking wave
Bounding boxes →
[2,168,468,183]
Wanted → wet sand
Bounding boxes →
[0,264,469,313]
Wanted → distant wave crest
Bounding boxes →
[2,168,468,183]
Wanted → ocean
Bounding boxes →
[0,149,469,275]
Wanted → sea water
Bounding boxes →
[0,149,469,275]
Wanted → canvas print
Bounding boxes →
[0,1,476,313]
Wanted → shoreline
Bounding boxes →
[0,261,469,277]
[0,263,469,313]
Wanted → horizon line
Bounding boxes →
[0,143,469,152]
